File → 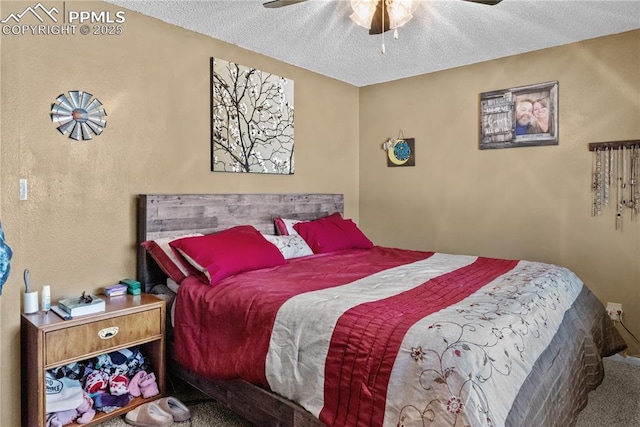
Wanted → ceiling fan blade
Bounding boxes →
[369,0,391,35]
[461,0,503,5]
[263,0,307,8]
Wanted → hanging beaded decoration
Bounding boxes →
[592,148,603,216]
[590,140,640,230]
[630,145,640,220]
[603,147,610,207]
[617,147,624,230]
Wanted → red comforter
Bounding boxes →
[173,246,625,427]
[174,247,435,385]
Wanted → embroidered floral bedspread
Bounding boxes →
[173,247,626,427]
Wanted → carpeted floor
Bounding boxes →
[96,357,640,426]
[575,357,640,427]
[95,375,251,427]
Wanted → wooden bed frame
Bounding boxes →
[136,193,342,426]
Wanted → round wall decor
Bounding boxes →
[388,139,412,165]
[50,91,107,140]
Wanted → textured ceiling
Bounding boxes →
[107,0,640,87]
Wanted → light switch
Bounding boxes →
[19,179,27,200]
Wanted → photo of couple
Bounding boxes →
[479,81,558,149]
[515,95,553,135]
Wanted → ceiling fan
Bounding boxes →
[263,0,503,35]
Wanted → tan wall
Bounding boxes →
[0,1,359,424]
[2,1,639,424]
[359,30,640,355]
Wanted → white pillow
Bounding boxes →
[263,234,313,259]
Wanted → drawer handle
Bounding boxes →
[98,326,119,340]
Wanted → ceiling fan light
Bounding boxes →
[387,0,418,28]
[350,0,377,28]
[350,0,418,31]
[389,12,414,29]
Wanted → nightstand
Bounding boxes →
[21,294,166,427]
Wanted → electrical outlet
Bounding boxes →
[606,302,622,321]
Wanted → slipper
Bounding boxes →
[124,402,172,427]
[129,370,147,397]
[156,396,191,422]
[139,372,160,399]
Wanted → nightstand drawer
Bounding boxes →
[45,308,162,366]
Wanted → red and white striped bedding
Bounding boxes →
[172,246,625,426]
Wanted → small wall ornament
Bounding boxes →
[50,91,107,140]
[383,130,415,167]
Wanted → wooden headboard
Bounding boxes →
[136,193,344,291]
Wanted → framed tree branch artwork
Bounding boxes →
[210,57,294,173]
[479,81,558,150]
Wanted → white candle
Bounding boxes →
[41,285,51,312]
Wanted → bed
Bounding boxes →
[136,193,626,427]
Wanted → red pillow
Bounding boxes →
[273,214,336,236]
[274,217,299,236]
[141,233,203,283]
[169,225,286,285]
[293,213,373,254]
